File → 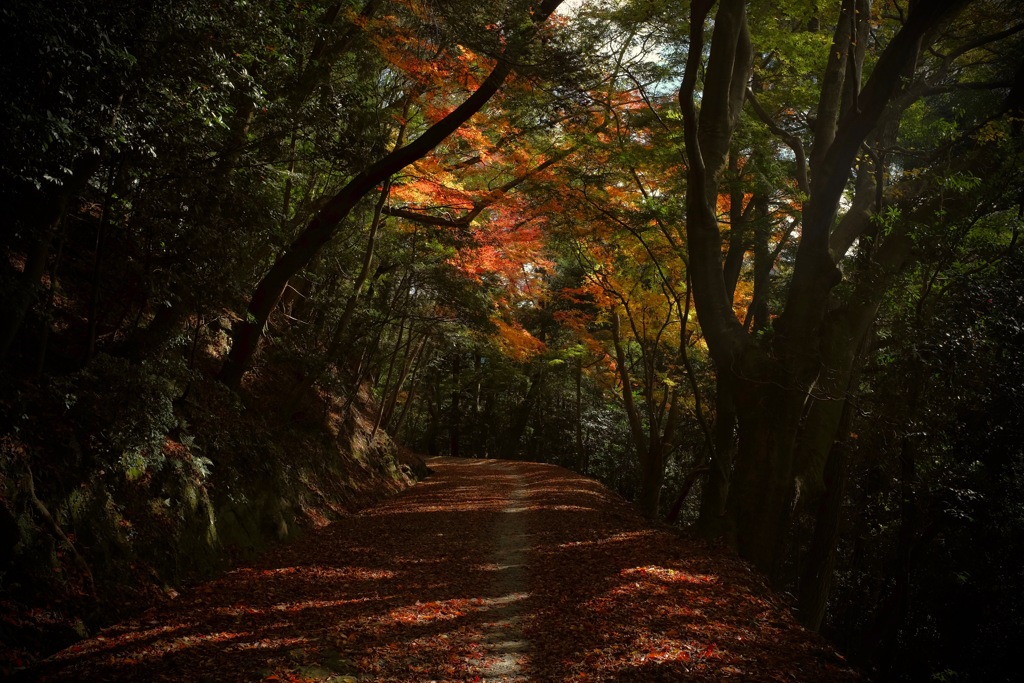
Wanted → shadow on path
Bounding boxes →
[20,458,857,682]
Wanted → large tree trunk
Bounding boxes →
[637,438,667,520]
[697,375,735,535]
[727,384,800,576]
[678,0,967,576]
[798,401,853,631]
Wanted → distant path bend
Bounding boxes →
[26,457,859,682]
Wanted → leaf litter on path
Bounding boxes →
[19,457,858,682]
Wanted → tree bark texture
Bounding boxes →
[797,401,853,631]
[679,0,969,575]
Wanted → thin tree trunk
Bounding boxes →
[370,330,404,418]
[698,374,735,535]
[575,355,588,473]
[390,338,430,437]
[449,354,461,458]
[867,435,920,670]
[2,152,101,363]
[84,161,120,363]
[500,367,546,460]
[288,181,391,404]
[35,217,69,375]
[372,326,420,440]
[424,382,441,456]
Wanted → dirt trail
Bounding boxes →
[474,468,530,680]
[19,458,858,682]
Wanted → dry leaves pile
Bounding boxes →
[19,458,859,682]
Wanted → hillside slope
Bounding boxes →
[1,363,427,674]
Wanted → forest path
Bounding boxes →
[23,458,857,682]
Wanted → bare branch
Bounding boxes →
[746,88,809,195]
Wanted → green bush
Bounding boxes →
[53,353,185,480]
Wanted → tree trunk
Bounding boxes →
[424,383,441,456]
[575,355,588,473]
[288,182,391,405]
[749,194,771,332]
[678,0,967,577]
[726,386,800,576]
[449,353,461,458]
[370,318,408,439]
[390,338,430,437]
[798,402,853,630]
[637,440,666,520]
[84,161,121,363]
[500,367,546,460]
[2,152,102,363]
[867,435,920,671]
[697,374,735,535]
[376,331,423,435]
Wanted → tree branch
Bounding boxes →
[746,88,809,194]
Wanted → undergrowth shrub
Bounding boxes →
[52,353,187,480]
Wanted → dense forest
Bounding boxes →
[2,0,1022,679]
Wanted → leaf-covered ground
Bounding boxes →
[17,458,859,682]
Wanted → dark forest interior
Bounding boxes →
[2,0,1023,680]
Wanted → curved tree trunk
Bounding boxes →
[219,0,566,388]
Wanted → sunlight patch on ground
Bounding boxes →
[474,562,504,571]
[621,566,718,584]
[232,566,397,581]
[616,631,721,673]
[48,623,193,662]
[337,567,397,580]
[556,627,723,680]
[557,529,657,549]
[385,598,482,625]
[226,635,309,652]
[125,630,254,660]
[394,556,445,566]
[269,597,377,613]
[528,485,608,498]
[479,591,531,608]
[386,497,511,513]
[474,562,527,572]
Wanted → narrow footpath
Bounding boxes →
[20,458,858,682]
